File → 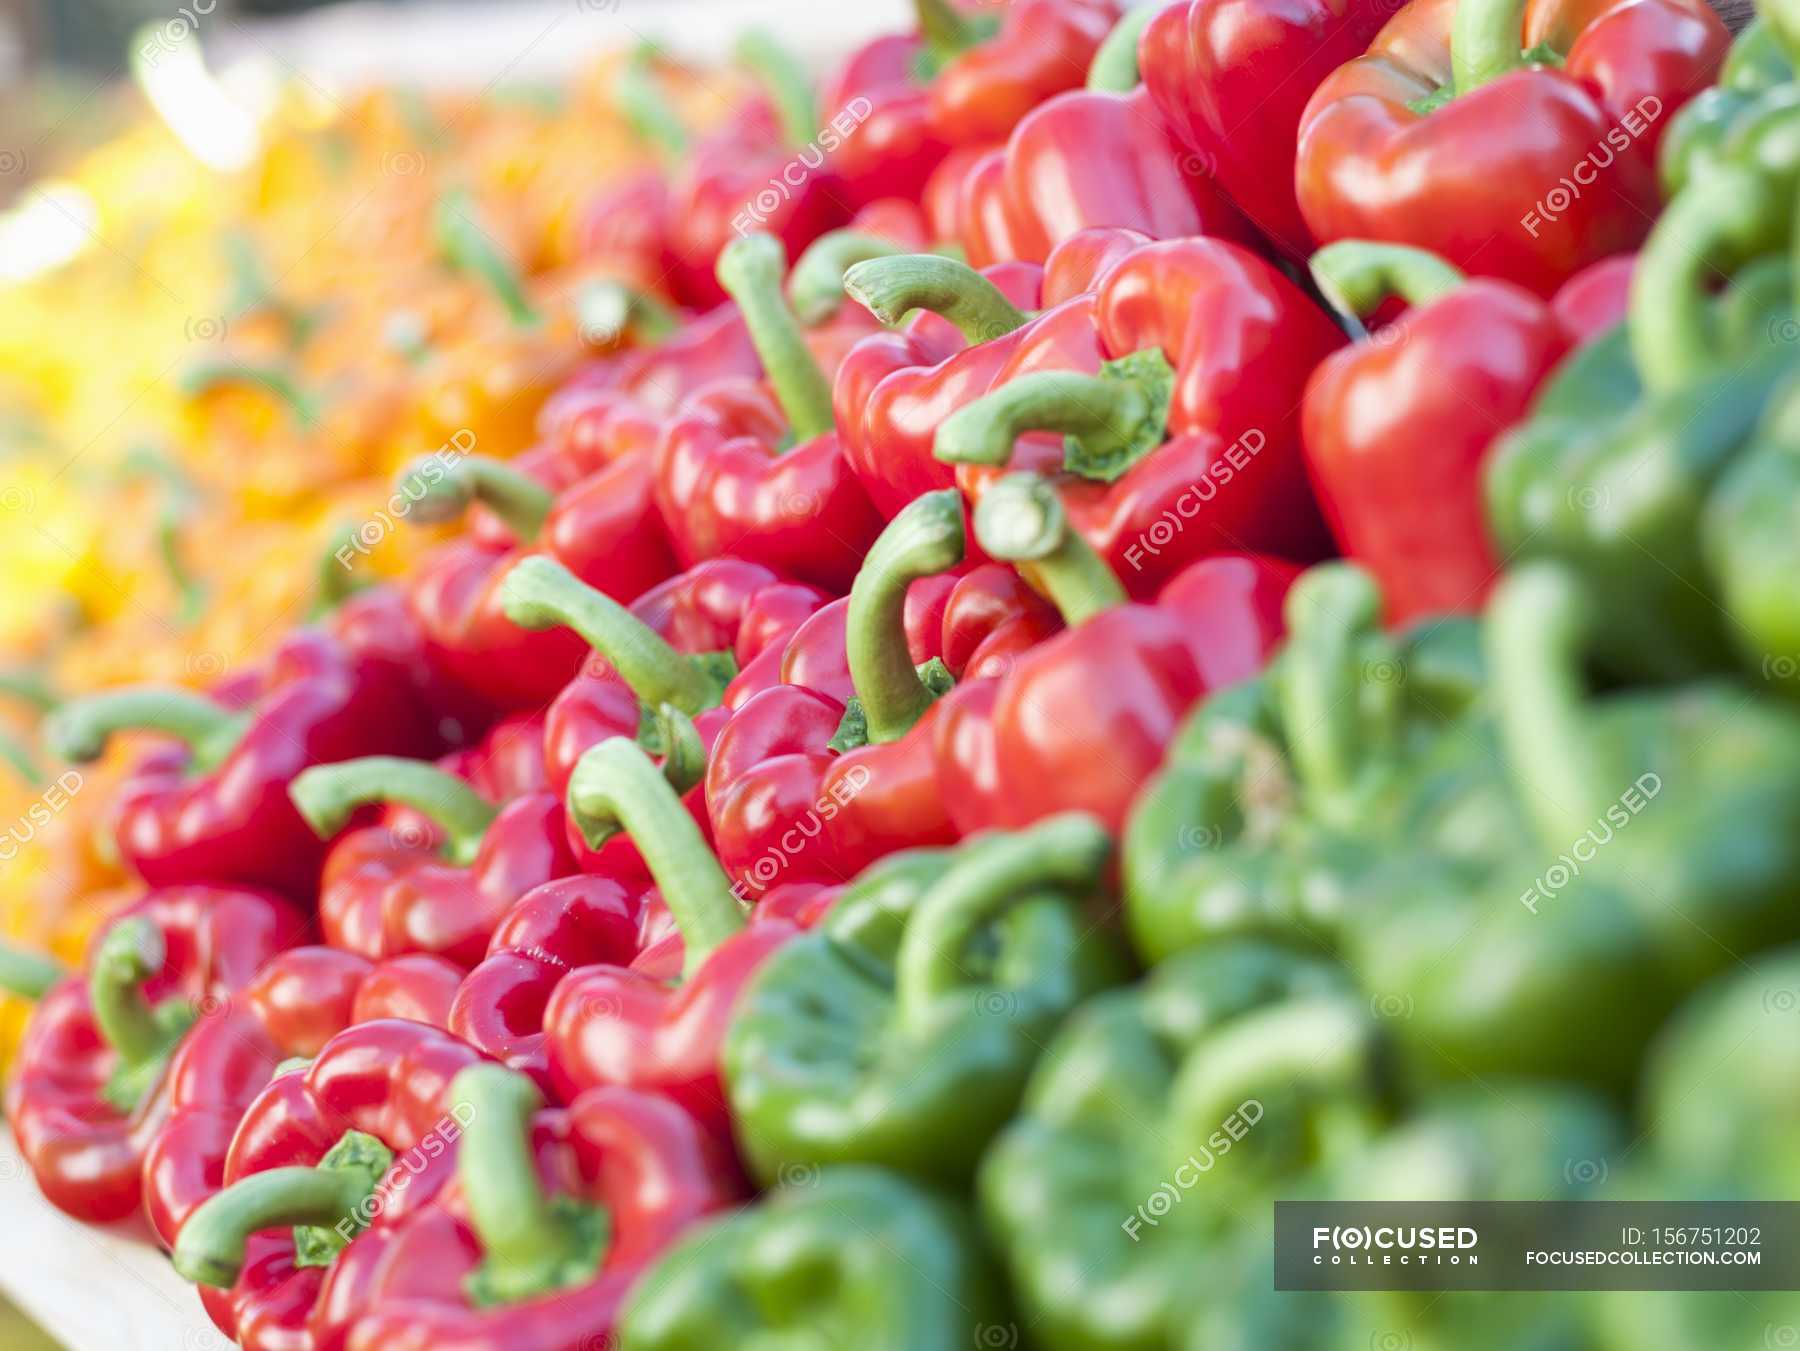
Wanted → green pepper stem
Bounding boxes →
[0,668,58,713]
[717,234,835,442]
[734,30,818,149]
[500,556,729,715]
[935,364,1168,474]
[789,232,908,325]
[47,687,247,771]
[313,523,369,615]
[452,1066,603,1305]
[1632,162,1788,394]
[1451,0,1529,95]
[578,280,681,346]
[1086,3,1155,91]
[181,361,320,428]
[436,189,539,328]
[914,0,999,62]
[894,813,1111,1028]
[1487,565,1614,848]
[0,732,43,787]
[172,1164,381,1288]
[841,255,1029,345]
[0,943,66,1001]
[1274,565,1393,826]
[566,739,745,980]
[849,490,966,743]
[398,453,552,540]
[614,49,691,160]
[651,704,709,796]
[971,472,1127,626]
[289,757,499,865]
[1166,997,1381,1184]
[1309,241,1466,319]
[88,918,195,1113]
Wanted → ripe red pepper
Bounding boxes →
[935,235,1343,595]
[144,945,464,1248]
[706,491,1056,897]
[44,628,434,896]
[961,472,1298,831]
[170,1019,487,1351]
[545,737,819,1139]
[652,235,886,591]
[292,749,579,970]
[1294,0,1726,296]
[334,1067,740,1351]
[950,81,1257,268]
[1302,241,1634,625]
[320,582,490,752]
[1139,0,1396,257]
[5,887,306,1223]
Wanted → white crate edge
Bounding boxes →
[0,1128,229,1351]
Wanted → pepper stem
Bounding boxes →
[734,30,818,149]
[1486,565,1615,849]
[1451,0,1529,94]
[894,813,1111,1028]
[1086,3,1155,91]
[1273,565,1399,828]
[436,189,539,328]
[500,556,735,715]
[1631,162,1788,394]
[397,454,552,540]
[936,349,1174,482]
[848,490,966,743]
[972,473,1127,626]
[453,1066,607,1307]
[566,739,745,980]
[790,232,909,325]
[577,280,681,346]
[289,757,499,865]
[1309,241,1466,319]
[173,1132,394,1288]
[89,919,197,1113]
[0,668,58,713]
[181,361,320,428]
[651,703,709,796]
[313,523,370,615]
[914,0,1001,64]
[0,943,66,1001]
[614,48,691,160]
[842,255,1029,345]
[716,234,836,442]
[47,687,247,771]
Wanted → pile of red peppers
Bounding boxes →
[6,0,1768,1345]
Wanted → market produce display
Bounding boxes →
[3,0,1799,1346]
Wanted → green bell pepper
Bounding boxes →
[978,940,1392,1351]
[723,812,1131,1187]
[1123,563,1484,965]
[1659,19,1795,199]
[618,1166,1012,1350]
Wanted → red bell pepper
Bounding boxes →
[818,31,951,209]
[1302,241,1635,625]
[170,1019,488,1351]
[950,80,1257,268]
[143,945,464,1248]
[44,627,434,896]
[962,472,1298,831]
[652,234,886,591]
[546,738,815,1139]
[1138,0,1396,258]
[705,491,1055,897]
[785,198,933,328]
[335,1067,739,1351]
[1294,0,1726,296]
[319,582,490,752]
[292,751,579,970]
[935,234,1343,595]
[5,887,305,1222]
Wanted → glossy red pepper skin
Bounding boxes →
[88,630,435,897]
[340,1087,740,1351]
[541,303,762,432]
[197,1021,487,1351]
[930,0,1121,144]
[1302,253,1634,626]
[324,585,489,753]
[958,85,1258,268]
[952,236,1343,595]
[822,34,953,208]
[6,887,306,1224]
[1140,0,1396,258]
[143,947,463,1248]
[985,554,1297,833]
[1294,0,1726,296]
